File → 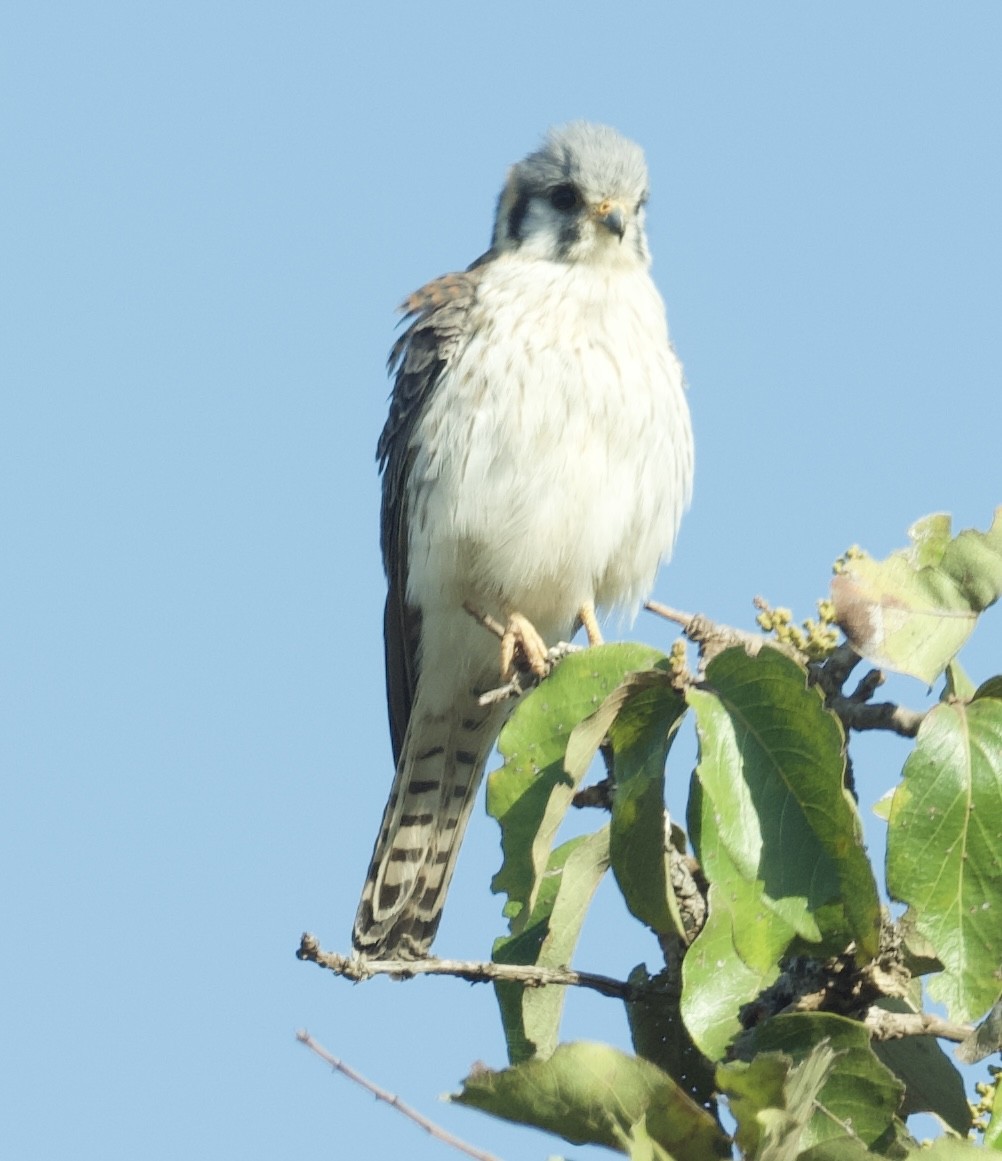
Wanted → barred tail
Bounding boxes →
[353,696,502,959]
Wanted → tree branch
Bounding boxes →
[810,642,863,699]
[824,695,926,737]
[645,600,789,663]
[296,1030,504,1161]
[297,933,632,1000]
[863,1007,973,1044]
[810,644,927,737]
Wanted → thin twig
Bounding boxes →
[476,675,527,706]
[296,1031,504,1161]
[644,600,798,663]
[864,1007,973,1044]
[297,933,632,1000]
[643,601,695,630]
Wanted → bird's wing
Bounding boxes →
[377,268,483,763]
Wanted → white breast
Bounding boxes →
[406,252,693,644]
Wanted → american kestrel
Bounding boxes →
[353,122,693,959]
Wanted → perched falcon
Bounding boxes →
[353,122,693,959]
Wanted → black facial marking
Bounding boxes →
[556,218,582,259]
[506,183,531,241]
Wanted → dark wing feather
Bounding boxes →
[377,269,482,763]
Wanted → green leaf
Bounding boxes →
[453,1041,731,1158]
[956,998,1002,1066]
[886,697,1002,1023]
[985,1076,1002,1151]
[607,671,688,936]
[718,1052,800,1160]
[794,1140,874,1160]
[897,907,944,977]
[493,827,610,1062]
[488,643,664,924]
[719,1042,841,1161]
[487,646,666,1065]
[703,647,878,953]
[872,789,894,821]
[626,964,717,1109]
[832,508,1002,683]
[680,647,880,1059]
[681,779,789,1058]
[734,1014,904,1151]
[943,660,977,702]
[870,998,972,1134]
[974,675,1002,702]
[616,1117,676,1161]
[917,1143,990,1160]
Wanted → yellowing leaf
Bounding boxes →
[832,508,1002,683]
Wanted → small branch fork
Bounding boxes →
[645,604,927,739]
[811,644,926,737]
[296,1030,504,1161]
[296,935,973,1044]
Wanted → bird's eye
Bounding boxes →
[549,184,580,212]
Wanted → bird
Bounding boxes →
[352,122,694,959]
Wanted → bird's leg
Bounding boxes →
[578,601,604,646]
[499,612,550,681]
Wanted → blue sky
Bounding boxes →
[3,4,1000,1158]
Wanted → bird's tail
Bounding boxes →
[352,695,503,959]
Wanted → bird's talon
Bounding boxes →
[500,613,550,682]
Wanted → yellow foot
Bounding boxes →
[578,601,604,646]
[500,612,550,682]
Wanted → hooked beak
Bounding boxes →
[594,199,626,241]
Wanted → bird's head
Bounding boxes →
[491,122,651,269]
